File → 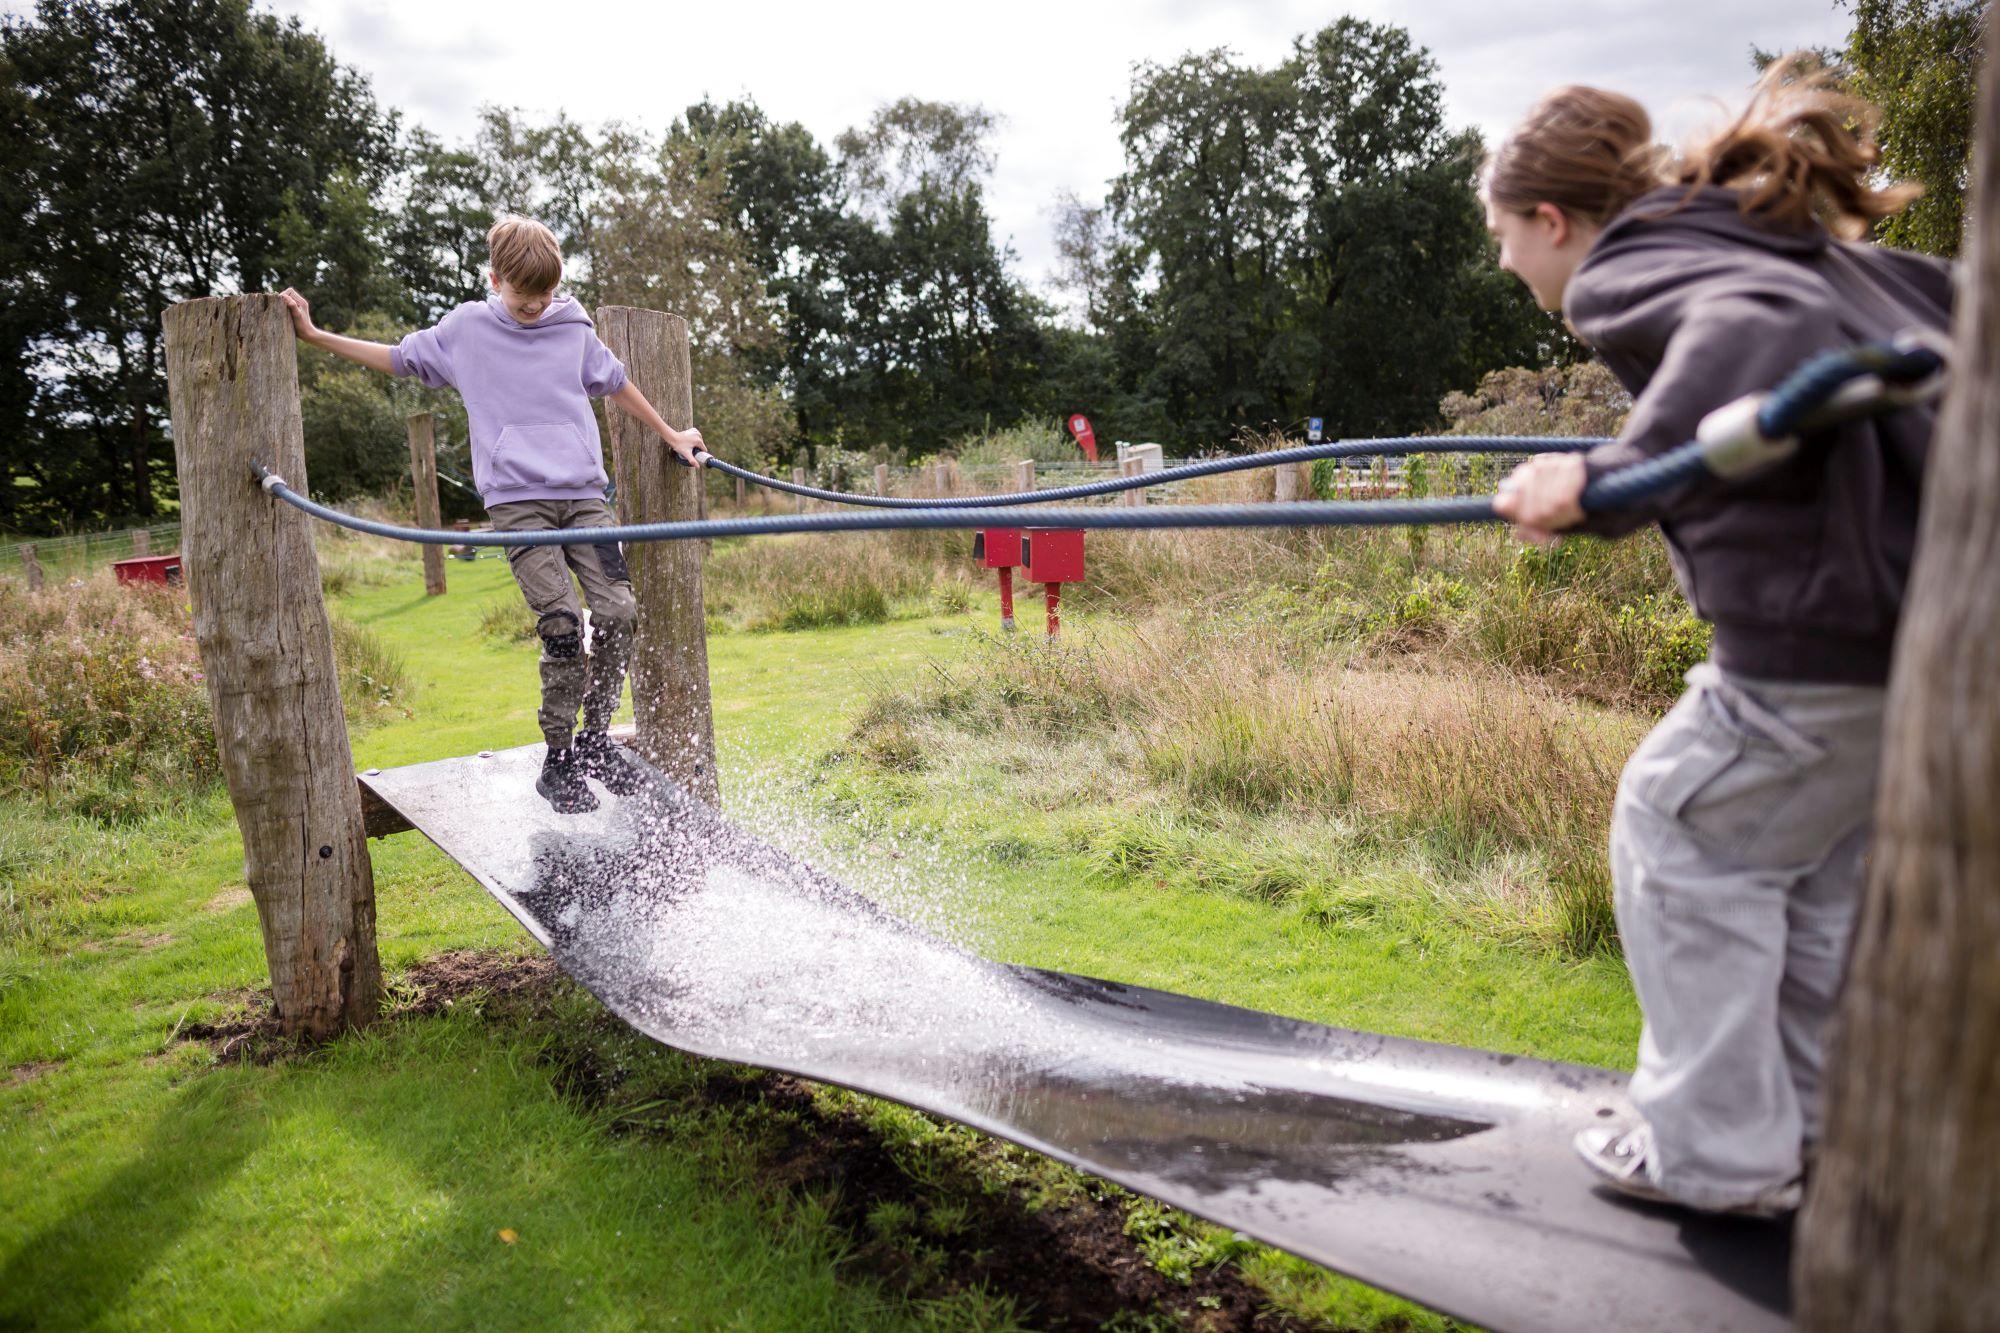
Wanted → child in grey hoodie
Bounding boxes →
[1486,62,1951,1217]
[281,215,706,814]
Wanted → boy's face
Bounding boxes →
[489,273,558,324]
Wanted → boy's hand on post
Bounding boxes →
[669,427,706,468]
[1493,453,1587,546]
[279,288,318,342]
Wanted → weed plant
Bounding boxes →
[0,569,409,820]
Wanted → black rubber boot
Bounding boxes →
[535,743,600,814]
[572,729,644,796]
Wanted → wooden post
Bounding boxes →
[791,466,808,513]
[734,476,746,508]
[874,462,890,497]
[1796,21,2000,1326]
[1275,459,1301,502]
[162,294,380,1039]
[1120,457,1144,507]
[595,305,720,805]
[130,527,150,557]
[405,412,446,597]
[1015,459,1035,493]
[19,543,42,591]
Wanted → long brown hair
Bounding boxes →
[1485,56,1920,238]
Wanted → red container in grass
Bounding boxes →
[112,553,183,586]
[1020,529,1084,585]
[971,529,1022,569]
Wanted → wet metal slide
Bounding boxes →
[360,746,1791,1333]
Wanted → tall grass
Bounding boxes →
[850,617,1647,954]
[0,569,409,820]
[705,532,973,631]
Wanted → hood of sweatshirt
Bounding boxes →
[484,292,596,331]
[1587,184,1828,264]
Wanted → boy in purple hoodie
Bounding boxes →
[280,216,705,814]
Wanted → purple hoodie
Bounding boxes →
[390,295,629,507]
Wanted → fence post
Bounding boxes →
[875,463,890,497]
[163,293,380,1039]
[596,305,720,804]
[1275,459,1300,503]
[20,543,42,591]
[406,412,447,597]
[1120,457,1144,507]
[791,466,808,513]
[1015,459,1035,493]
[129,527,150,558]
[734,476,747,508]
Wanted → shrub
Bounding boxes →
[1,571,409,819]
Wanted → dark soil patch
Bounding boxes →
[743,1069,1321,1332]
[7,1060,61,1089]
[183,949,553,1064]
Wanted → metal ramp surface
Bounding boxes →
[360,745,1791,1333]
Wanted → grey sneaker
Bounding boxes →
[1573,1124,1802,1219]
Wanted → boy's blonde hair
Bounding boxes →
[487,216,564,293]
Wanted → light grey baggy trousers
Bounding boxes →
[1611,662,1885,1210]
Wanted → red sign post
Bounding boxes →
[1066,413,1098,463]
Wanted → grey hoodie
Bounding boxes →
[1563,186,1954,685]
[391,294,629,508]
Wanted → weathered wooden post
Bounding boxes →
[1276,460,1308,503]
[874,462,890,497]
[405,412,447,597]
[596,305,720,805]
[130,527,150,557]
[19,543,42,591]
[734,476,747,508]
[791,466,808,513]
[162,293,381,1039]
[1120,457,1144,507]
[1796,20,2000,1326]
[1015,459,1035,493]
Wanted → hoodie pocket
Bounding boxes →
[490,422,601,491]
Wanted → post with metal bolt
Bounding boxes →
[596,305,721,805]
[162,293,382,1039]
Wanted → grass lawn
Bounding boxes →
[2,551,1640,1331]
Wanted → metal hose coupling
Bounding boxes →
[1696,329,1951,479]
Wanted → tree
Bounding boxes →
[1111,48,1299,446]
[592,125,791,466]
[1,0,393,531]
[1846,0,1985,256]
[1795,13,2000,1324]
[1102,20,1554,452]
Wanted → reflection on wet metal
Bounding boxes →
[361,746,1793,1333]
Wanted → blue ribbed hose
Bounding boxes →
[253,338,1942,548]
[700,435,1600,510]
[251,440,1713,546]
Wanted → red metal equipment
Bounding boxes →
[971,528,1023,631]
[112,553,183,586]
[1020,529,1084,638]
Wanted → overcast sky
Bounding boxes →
[42,0,1856,295]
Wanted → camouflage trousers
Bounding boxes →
[488,498,637,748]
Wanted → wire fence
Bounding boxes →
[1,520,183,583]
